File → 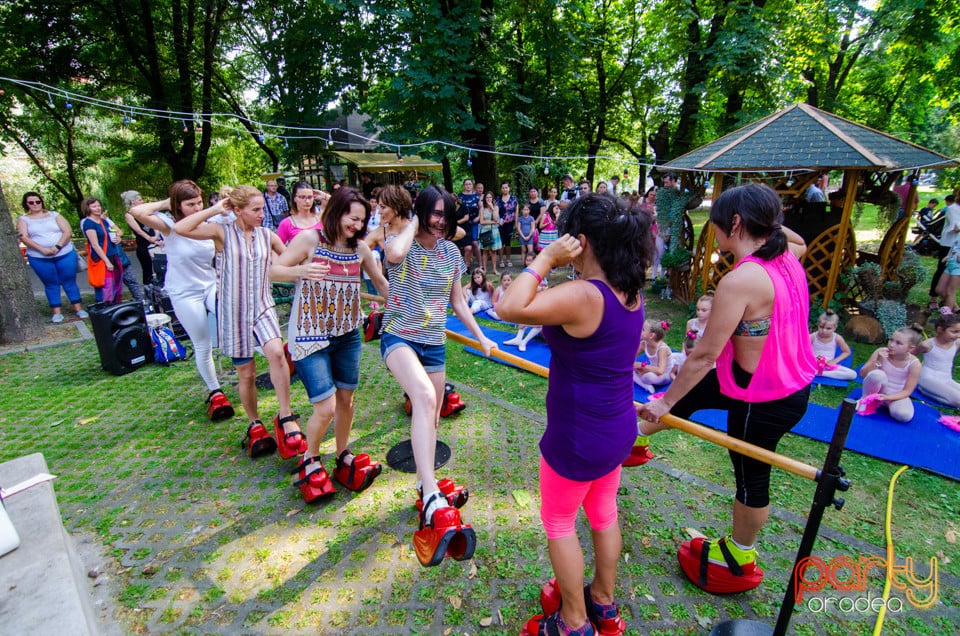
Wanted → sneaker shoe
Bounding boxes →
[76,309,89,319]
[51,313,64,324]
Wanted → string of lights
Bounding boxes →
[2,77,955,174]
[0,76,656,173]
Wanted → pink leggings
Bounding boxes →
[539,456,621,540]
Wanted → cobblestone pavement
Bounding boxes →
[1,340,956,635]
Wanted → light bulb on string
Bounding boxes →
[396,149,403,163]
[65,100,73,110]
[466,150,473,167]
[544,161,550,175]
[257,132,265,143]
[283,138,289,149]
[123,114,131,125]
[182,120,189,133]
[47,94,55,108]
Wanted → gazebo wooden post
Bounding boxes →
[823,169,861,307]
[695,174,724,296]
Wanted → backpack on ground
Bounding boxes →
[151,326,187,364]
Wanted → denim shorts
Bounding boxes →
[294,329,362,402]
[380,332,446,373]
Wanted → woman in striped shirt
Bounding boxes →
[380,186,496,567]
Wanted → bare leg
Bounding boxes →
[262,338,298,433]
[589,524,621,606]
[235,360,259,422]
[547,535,589,631]
[384,347,444,498]
[332,387,356,457]
[732,500,768,547]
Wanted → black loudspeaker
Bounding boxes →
[88,301,153,375]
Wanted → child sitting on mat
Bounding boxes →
[634,319,673,393]
[916,312,960,407]
[809,309,857,380]
[487,271,512,321]
[859,325,923,423]
[503,256,546,352]
[671,329,698,380]
[464,268,495,314]
[686,292,713,337]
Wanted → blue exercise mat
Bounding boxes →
[447,315,552,371]
[633,350,673,400]
[687,392,960,480]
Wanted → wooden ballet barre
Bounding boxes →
[444,330,821,482]
[658,414,820,482]
[444,330,550,379]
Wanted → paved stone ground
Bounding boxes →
[0,339,956,635]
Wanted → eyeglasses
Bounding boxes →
[27,200,42,205]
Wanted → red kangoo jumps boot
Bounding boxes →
[333,450,382,492]
[416,478,469,512]
[413,495,477,567]
[622,443,653,467]
[241,420,277,458]
[678,537,764,594]
[291,456,335,503]
[540,577,561,616]
[273,414,308,459]
[207,391,235,421]
[440,382,467,417]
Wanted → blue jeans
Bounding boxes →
[294,329,363,402]
[28,251,81,308]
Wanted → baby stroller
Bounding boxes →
[912,206,944,256]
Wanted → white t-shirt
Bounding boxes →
[939,203,960,247]
[159,214,217,296]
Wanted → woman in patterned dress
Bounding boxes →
[175,186,307,462]
[271,187,389,502]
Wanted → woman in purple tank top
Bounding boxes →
[498,194,652,636]
[638,183,815,596]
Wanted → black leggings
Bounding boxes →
[672,366,811,508]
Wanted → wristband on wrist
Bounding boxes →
[54,244,62,250]
[523,267,543,284]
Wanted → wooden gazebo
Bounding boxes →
[661,103,957,306]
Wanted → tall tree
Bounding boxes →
[0,181,45,343]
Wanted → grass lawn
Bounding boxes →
[0,267,957,634]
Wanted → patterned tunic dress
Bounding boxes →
[217,222,279,358]
[288,231,363,361]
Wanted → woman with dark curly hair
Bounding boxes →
[499,193,652,636]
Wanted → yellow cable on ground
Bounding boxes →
[873,464,909,636]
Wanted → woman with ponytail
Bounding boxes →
[498,194,652,636]
[638,183,817,596]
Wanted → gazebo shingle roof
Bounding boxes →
[662,103,956,172]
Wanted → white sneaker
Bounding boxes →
[51,313,64,324]
[76,309,89,319]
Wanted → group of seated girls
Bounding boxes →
[635,296,960,426]
[464,255,549,352]
[633,294,713,393]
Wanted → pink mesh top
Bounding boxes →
[716,252,817,401]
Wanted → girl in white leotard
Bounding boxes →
[634,319,673,392]
[916,313,960,407]
[860,325,923,423]
[809,309,857,381]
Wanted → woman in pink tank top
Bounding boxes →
[638,183,817,596]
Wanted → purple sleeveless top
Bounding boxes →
[541,280,645,481]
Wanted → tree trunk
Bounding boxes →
[0,182,47,343]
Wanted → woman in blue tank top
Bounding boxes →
[498,194,652,636]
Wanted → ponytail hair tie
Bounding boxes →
[661,320,670,331]
[686,330,697,340]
